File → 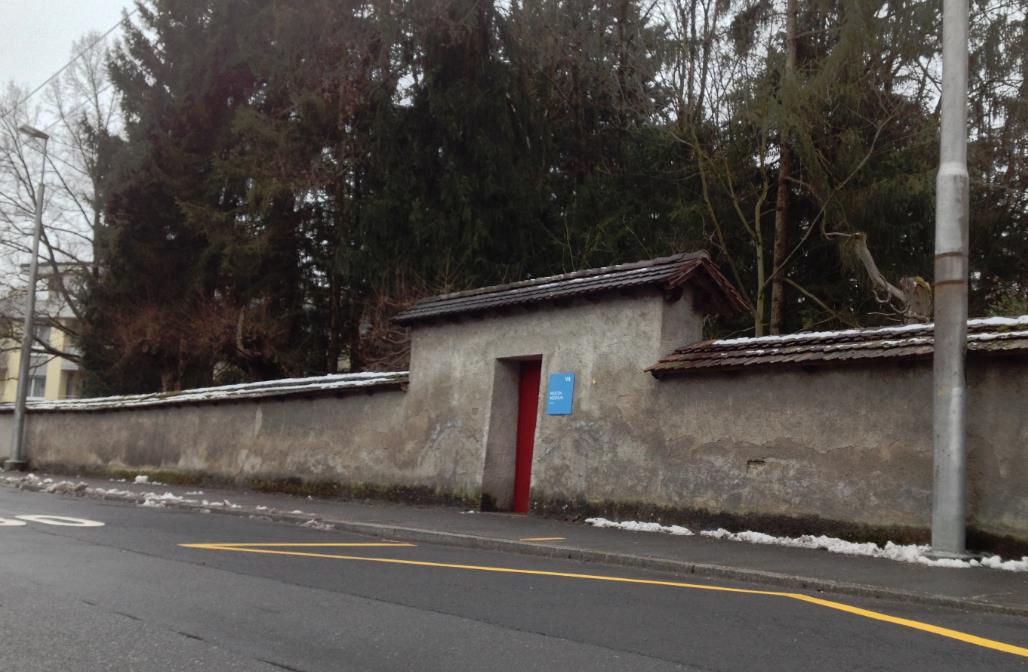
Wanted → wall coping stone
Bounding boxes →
[0,371,408,414]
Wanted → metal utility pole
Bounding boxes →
[5,125,49,472]
[930,0,971,558]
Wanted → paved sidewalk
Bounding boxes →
[3,471,1027,617]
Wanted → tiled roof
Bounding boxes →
[649,316,1028,377]
[393,251,747,325]
[0,372,409,413]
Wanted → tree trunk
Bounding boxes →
[327,273,341,374]
[769,0,797,335]
[769,145,792,334]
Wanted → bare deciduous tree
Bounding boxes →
[0,31,121,378]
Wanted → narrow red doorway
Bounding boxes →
[512,360,542,513]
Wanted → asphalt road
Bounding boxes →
[0,487,1026,671]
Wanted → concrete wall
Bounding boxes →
[1,285,1025,544]
[0,388,429,496]
[532,357,1028,542]
[406,291,1026,541]
[404,288,702,511]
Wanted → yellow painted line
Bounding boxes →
[178,543,1028,659]
[519,536,566,542]
[181,542,414,549]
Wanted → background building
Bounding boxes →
[0,264,84,402]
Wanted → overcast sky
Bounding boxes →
[0,0,132,92]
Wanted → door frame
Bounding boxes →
[512,359,542,513]
[479,355,543,512]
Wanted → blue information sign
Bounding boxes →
[546,372,575,416]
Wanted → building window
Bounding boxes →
[32,324,51,347]
[28,353,47,399]
[23,324,53,400]
[64,372,81,399]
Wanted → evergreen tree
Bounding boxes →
[86,0,259,392]
[80,0,1028,391]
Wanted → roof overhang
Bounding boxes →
[393,251,747,327]
[648,316,1028,378]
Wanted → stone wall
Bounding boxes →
[532,357,1027,543]
[404,288,702,511]
[1,291,1024,544]
[405,292,1026,542]
[0,383,436,499]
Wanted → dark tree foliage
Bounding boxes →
[82,0,1028,392]
[85,1,262,393]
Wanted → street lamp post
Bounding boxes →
[5,124,50,472]
[930,0,972,557]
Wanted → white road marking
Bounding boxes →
[0,517,28,526]
[15,514,105,527]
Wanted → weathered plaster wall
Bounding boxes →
[0,286,1024,543]
[405,288,700,508]
[406,290,1025,541]
[530,357,1027,541]
[479,359,522,510]
[0,389,439,496]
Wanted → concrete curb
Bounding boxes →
[4,476,1027,619]
[289,520,1028,619]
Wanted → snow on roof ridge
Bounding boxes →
[0,371,409,412]
[700,330,1028,358]
[707,315,1028,348]
[970,329,1028,342]
[970,315,1028,327]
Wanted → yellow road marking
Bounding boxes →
[182,542,414,549]
[519,536,566,542]
[180,543,1028,659]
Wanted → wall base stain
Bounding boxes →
[479,492,499,512]
[32,463,477,510]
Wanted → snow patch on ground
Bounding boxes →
[200,499,241,509]
[585,517,694,536]
[585,518,1028,572]
[3,475,220,513]
[92,487,136,498]
[697,528,983,569]
[45,480,87,494]
[979,555,1028,572]
[5,474,87,495]
[140,492,196,508]
[133,474,166,486]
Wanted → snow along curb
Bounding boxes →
[586,518,1028,572]
[1,474,333,530]
[3,474,1027,619]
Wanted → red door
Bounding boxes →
[512,360,542,513]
